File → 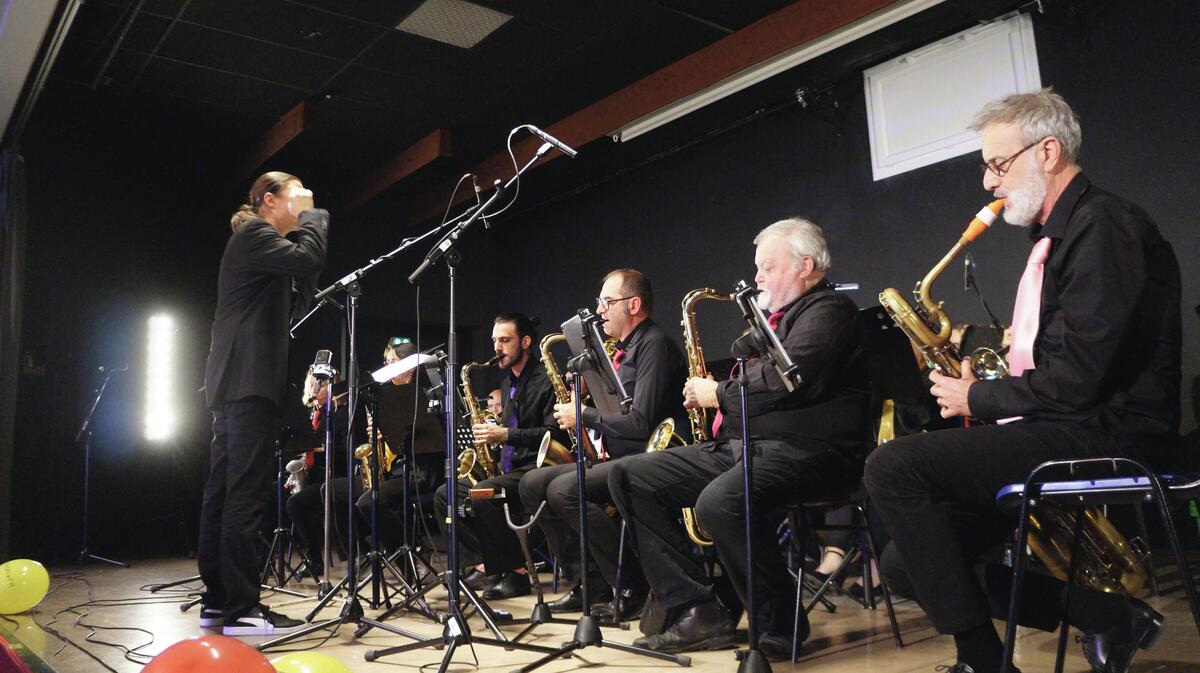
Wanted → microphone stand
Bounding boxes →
[364,140,565,671]
[511,348,691,673]
[729,280,803,673]
[77,366,129,568]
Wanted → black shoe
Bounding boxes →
[846,581,881,601]
[591,586,647,623]
[198,605,223,628]
[933,664,1021,673]
[547,584,612,613]
[1079,597,1163,673]
[631,600,737,653]
[222,604,305,636]
[757,631,797,662]
[462,568,498,591]
[482,571,531,600]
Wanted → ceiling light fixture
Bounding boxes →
[612,0,945,143]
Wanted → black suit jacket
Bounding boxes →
[715,280,871,456]
[498,359,568,471]
[204,211,329,411]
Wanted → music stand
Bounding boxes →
[514,310,690,673]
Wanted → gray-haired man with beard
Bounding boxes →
[864,89,1181,673]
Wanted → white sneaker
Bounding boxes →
[222,605,305,636]
[198,605,223,627]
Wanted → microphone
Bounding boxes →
[471,174,490,230]
[964,252,976,291]
[526,125,578,158]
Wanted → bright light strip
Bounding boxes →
[144,314,176,442]
[613,0,945,142]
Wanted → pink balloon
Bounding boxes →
[144,635,275,673]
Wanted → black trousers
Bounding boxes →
[608,440,861,635]
[198,397,278,621]
[286,481,327,563]
[863,421,1149,635]
[435,468,535,573]
[520,461,638,591]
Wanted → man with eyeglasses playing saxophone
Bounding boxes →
[608,222,871,660]
[519,268,687,621]
[865,89,1181,673]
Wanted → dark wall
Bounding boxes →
[495,0,1200,429]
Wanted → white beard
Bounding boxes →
[999,158,1048,226]
[755,288,772,311]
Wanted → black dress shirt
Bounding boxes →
[969,173,1181,449]
[498,358,569,471]
[579,319,688,459]
[715,280,871,455]
[204,211,328,411]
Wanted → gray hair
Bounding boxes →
[970,87,1082,164]
[753,217,832,271]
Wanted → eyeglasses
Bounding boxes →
[979,137,1045,178]
[596,296,635,311]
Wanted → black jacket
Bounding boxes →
[204,211,329,411]
[715,280,871,456]
[498,358,568,471]
[968,173,1181,450]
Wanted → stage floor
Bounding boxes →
[2,556,1197,672]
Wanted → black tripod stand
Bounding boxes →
[258,296,371,651]
[349,385,439,627]
[259,428,312,597]
[512,353,692,673]
[77,364,129,568]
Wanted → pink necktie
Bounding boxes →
[612,349,626,373]
[710,310,785,438]
[998,237,1051,424]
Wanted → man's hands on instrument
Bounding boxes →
[472,422,507,445]
[554,399,577,430]
[683,376,718,410]
[929,356,977,418]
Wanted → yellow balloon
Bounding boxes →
[270,652,353,673]
[0,559,50,614]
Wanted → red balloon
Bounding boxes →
[144,635,275,673]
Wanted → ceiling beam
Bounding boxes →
[235,96,320,182]
[345,128,453,210]
[367,0,898,221]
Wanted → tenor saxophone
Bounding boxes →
[878,200,1007,379]
[648,288,735,547]
[459,355,502,484]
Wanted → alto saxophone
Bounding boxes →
[648,288,735,547]
[879,200,1008,379]
[536,333,597,468]
[355,408,398,492]
[459,355,502,484]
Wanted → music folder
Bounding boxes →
[374,382,444,455]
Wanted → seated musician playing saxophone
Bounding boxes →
[608,219,871,659]
[865,89,1181,673]
[433,313,569,599]
[518,268,687,620]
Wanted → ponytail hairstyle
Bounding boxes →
[230,171,299,231]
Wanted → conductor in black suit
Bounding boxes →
[198,171,328,635]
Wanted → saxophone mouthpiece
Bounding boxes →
[962,199,1005,242]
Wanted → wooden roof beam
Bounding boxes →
[346,128,452,210]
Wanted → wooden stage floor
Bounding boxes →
[1,556,1196,672]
